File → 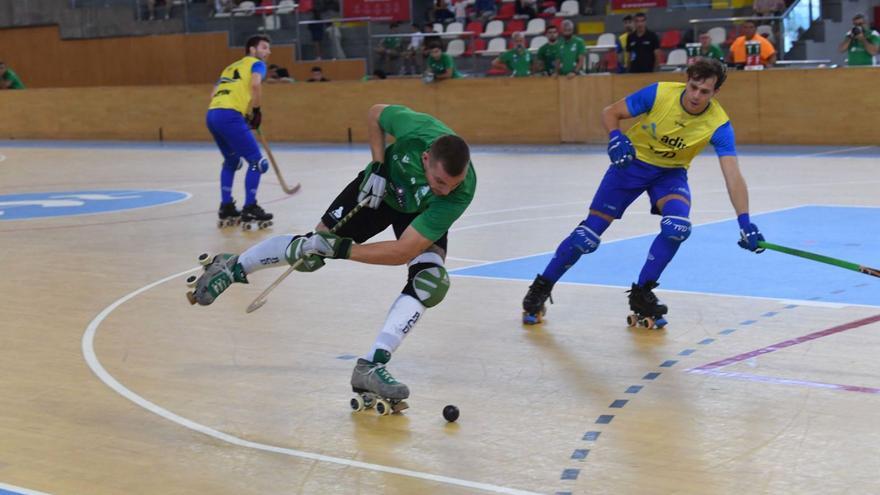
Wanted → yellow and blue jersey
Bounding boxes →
[208,56,267,116]
[624,82,736,169]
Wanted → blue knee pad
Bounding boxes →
[248,157,269,174]
[223,157,244,172]
[660,216,691,242]
[570,224,601,254]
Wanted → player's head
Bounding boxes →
[741,20,757,39]
[561,20,574,38]
[622,15,634,33]
[545,25,559,42]
[245,35,272,60]
[512,32,526,49]
[683,57,726,113]
[422,135,470,196]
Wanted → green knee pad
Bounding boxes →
[410,264,450,308]
[286,235,326,273]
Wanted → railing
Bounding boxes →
[368,32,479,75]
[688,15,785,59]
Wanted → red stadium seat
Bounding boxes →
[464,37,487,56]
[495,2,515,20]
[503,19,526,36]
[660,30,681,49]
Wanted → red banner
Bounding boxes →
[610,0,667,10]
[343,0,411,22]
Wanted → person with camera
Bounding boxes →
[838,14,879,66]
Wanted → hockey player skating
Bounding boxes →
[188,104,476,414]
[206,34,274,230]
[522,57,765,329]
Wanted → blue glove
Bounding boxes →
[737,214,765,253]
[607,130,635,168]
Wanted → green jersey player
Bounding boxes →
[188,105,477,413]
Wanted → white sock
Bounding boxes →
[365,294,426,361]
[237,234,294,274]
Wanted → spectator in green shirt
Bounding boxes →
[698,33,725,61]
[838,14,879,66]
[376,22,403,73]
[0,62,24,90]
[557,20,586,78]
[537,25,561,76]
[425,41,462,81]
[491,32,533,77]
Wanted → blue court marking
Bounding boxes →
[643,372,661,380]
[660,360,678,368]
[0,489,25,495]
[451,206,880,307]
[560,469,580,480]
[625,385,643,394]
[571,449,590,460]
[0,190,189,221]
[609,400,628,408]
[679,349,696,356]
[719,329,737,335]
[595,415,614,424]
[740,320,758,325]
[762,311,778,317]
[335,354,357,360]
[2,140,878,158]
[698,338,715,345]
[583,431,601,441]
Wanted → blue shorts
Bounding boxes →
[206,108,262,165]
[589,160,691,219]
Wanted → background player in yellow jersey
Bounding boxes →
[522,57,766,328]
[206,35,273,230]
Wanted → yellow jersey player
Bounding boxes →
[206,35,273,230]
[522,57,766,328]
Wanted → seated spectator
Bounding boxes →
[698,32,725,61]
[753,0,785,17]
[0,62,25,89]
[727,20,777,68]
[307,66,330,82]
[266,64,295,83]
[424,41,462,80]
[473,0,496,23]
[838,14,879,66]
[376,22,402,73]
[491,32,533,76]
[431,0,454,24]
[558,19,586,78]
[402,24,431,75]
[515,0,538,19]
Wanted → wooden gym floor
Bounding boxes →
[0,142,878,495]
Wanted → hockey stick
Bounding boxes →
[245,198,370,314]
[758,241,880,278]
[256,129,302,195]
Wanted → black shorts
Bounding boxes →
[321,171,448,252]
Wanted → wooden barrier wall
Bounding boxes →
[1,68,878,145]
[0,26,295,87]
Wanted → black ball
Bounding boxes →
[443,404,459,422]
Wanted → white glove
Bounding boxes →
[357,161,387,209]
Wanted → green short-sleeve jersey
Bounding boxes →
[427,53,462,79]
[537,41,560,73]
[701,44,725,61]
[847,32,880,66]
[382,37,401,50]
[2,68,24,89]
[558,36,586,75]
[369,105,477,242]
[500,48,532,77]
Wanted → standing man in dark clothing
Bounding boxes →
[626,12,661,73]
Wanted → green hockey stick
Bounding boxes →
[758,241,880,278]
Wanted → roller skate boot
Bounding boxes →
[626,281,668,329]
[241,202,273,231]
[522,274,554,325]
[349,349,409,416]
[217,201,241,228]
[185,253,248,306]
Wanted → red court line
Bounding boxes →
[691,313,880,372]
[690,369,880,394]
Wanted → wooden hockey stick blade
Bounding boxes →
[256,130,301,195]
[245,198,371,313]
[758,241,880,278]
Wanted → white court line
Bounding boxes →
[795,146,876,158]
[0,153,6,163]
[446,256,492,263]
[82,268,543,495]
[0,481,53,495]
